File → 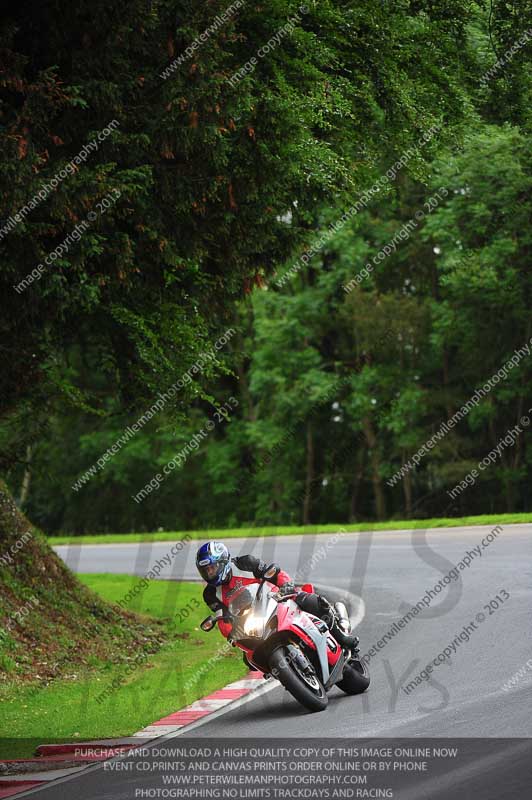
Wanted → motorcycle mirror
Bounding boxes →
[200,616,216,632]
[263,564,278,580]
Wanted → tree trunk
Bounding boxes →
[442,349,454,418]
[349,448,365,521]
[235,355,256,422]
[362,417,386,520]
[504,480,516,513]
[513,395,524,470]
[402,450,413,518]
[18,444,32,508]
[302,422,314,525]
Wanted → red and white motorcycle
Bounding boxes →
[200,568,370,712]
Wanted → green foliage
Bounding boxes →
[0,482,165,693]
[3,1,532,530]
[0,577,245,758]
[0,0,475,432]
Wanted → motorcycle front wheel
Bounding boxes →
[269,645,328,712]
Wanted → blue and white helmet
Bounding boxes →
[196,541,232,586]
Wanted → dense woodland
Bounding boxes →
[1,0,531,534]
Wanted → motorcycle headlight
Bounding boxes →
[244,615,263,636]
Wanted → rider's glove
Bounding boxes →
[317,594,332,613]
[278,582,297,597]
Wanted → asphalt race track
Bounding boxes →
[38,523,532,799]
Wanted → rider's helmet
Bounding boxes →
[196,541,232,586]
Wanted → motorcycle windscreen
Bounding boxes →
[228,585,257,617]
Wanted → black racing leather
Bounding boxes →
[317,594,332,612]
[233,554,273,579]
[203,584,224,613]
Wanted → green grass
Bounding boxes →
[0,577,246,758]
[47,512,532,545]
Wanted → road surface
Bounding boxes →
[37,523,532,798]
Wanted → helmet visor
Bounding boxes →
[197,554,229,584]
[202,564,220,581]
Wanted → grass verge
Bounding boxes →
[47,512,532,546]
[0,576,245,759]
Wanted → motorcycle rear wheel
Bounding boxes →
[269,646,328,712]
[336,656,370,695]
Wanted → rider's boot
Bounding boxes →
[331,623,359,652]
[317,596,359,652]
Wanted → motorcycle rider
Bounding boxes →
[196,540,359,651]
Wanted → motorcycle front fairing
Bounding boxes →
[229,585,344,686]
[228,582,279,659]
[239,582,279,639]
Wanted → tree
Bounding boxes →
[1,0,477,426]
[420,124,532,511]
[1,0,477,514]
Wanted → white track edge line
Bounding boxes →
[13,589,365,797]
